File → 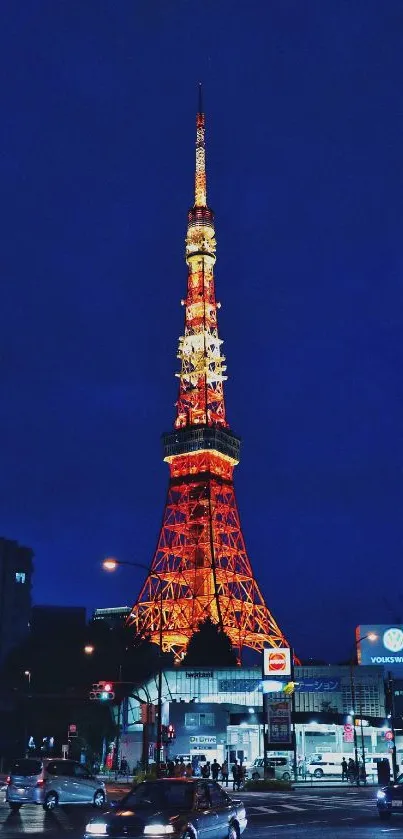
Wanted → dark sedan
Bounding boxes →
[377,774,403,819]
[84,778,247,839]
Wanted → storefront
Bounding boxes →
[122,664,397,771]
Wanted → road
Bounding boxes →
[0,784,396,838]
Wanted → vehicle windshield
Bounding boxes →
[11,759,42,776]
[123,782,195,810]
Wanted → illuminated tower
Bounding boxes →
[127,87,289,660]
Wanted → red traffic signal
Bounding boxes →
[168,724,175,740]
[89,681,115,701]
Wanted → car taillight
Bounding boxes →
[36,779,45,787]
[6,776,10,785]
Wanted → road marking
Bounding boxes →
[254,805,279,814]
[281,804,306,811]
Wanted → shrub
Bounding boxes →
[244,778,292,792]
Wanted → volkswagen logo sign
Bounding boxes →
[383,627,403,653]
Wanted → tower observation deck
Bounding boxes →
[127,87,290,661]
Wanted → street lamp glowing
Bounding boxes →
[367,633,377,642]
[84,645,95,655]
[103,558,118,572]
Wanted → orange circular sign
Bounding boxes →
[268,651,287,672]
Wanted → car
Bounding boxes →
[84,778,247,839]
[377,774,403,820]
[247,756,292,781]
[6,757,106,811]
[307,754,343,778]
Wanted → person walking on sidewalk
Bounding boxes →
[221,760,229,786]
[231,760,239,791]
[211,759,220,781]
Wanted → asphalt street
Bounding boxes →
[0,785,397,838]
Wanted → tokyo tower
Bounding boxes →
[127,87,289,661]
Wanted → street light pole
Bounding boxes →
[102,557,164,776]
[349,663,360,785]
[387,672,398,782]
[349,632,377,786]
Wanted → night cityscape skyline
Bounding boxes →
[0,2,401,665]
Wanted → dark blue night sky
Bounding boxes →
[0,2,401,662]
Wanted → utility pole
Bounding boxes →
[387,672,398,782]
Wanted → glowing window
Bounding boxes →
[15,572,26,584]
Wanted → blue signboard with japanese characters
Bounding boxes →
[297,678,340,692]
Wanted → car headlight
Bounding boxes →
[143,826,174,836]
[377,791,386,800]
[86,823,108,835]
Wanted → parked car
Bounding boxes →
[84,778,247,839]
[247,756,292,781]
[6,758,106,811]
[377,774,403,819]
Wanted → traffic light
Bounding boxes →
[167,724,175,741]
[89,681,115,701]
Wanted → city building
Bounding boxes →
[91,606,132,630]
[127,87,290,661]
[118,664,393,772]
[30,604,86,636]
[0,537,33,664]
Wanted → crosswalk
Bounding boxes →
[0,805,78,834]
[0,791,377,834]
[245,791,376,816]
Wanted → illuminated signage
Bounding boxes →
[357,625,403,667]
[263,647,291,677]
[186,671,213,678]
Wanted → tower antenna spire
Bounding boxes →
[195,83,206,207]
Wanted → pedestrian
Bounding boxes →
[185,762,193,778]
[221,760,229,786]
[179,759,186,777]
[341,757,348,781]
[167,759,175,777]
[238,762,246,790]
[211,759,220,781]
[174,759,181,778]
[347,757,356,783]
[231,760,238,791]
[204,761,211,778]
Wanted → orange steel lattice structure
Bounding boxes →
[127,87,290,660]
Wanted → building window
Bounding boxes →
[185,712,215,728]
[200,712,215,727]
[15,572,26,584]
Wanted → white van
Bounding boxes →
[248,756,292,781]
[307,753,343,778]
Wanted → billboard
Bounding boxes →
[266,698,292,749]
[263,647,291,677]
[357,625,403,668]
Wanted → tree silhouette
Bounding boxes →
[182,618,238,667]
